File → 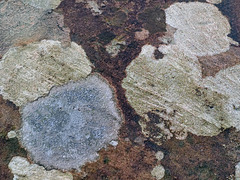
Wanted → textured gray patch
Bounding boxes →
[0,0,70,56]
[20,75,122,170]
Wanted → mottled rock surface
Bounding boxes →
[0,0,70,57]
[20,75,122,170]
[0,40,92,106]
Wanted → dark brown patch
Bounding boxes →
[73,139,157,180]
[154,49,164,59]
[217,0,240,44]
[161,128,240,180]
[0,96,27,180]
[198,46,240,78]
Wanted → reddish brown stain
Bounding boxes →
[73,139,157,180]
[161,129,240,180]
[199,46,240,78]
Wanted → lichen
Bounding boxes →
[20,75,122,170]
[165,2,237,57]
[0,40,92,106]
[122,2,240,145]
[8,156,73,180]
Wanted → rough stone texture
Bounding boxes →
[75,139,157,180]
[161,128,240,180]
[0,40,92,106]
[0,0,70,57]
[8,156,73,180]
[20,75,122,170]
[21,0,63,10]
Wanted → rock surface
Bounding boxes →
[0,0,70,57]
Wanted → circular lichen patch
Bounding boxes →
[20,75,122,170]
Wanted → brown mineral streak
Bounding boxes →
[199,46,240,78]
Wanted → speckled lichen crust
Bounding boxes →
[0,0,70,56]
[21,0,63,10]
[0,40,92,106]
[122,2,240,144]
[20,75,122,170]
[165,2,237,57]
[8,156,73,180]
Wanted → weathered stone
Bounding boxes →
[8,156,73,180]
[20,75,122,170]
[21,0,63,10]
[0,40,92,106]
[0,0,70,57]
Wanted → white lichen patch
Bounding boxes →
[21,0,63,10]
[86,1,102,15]
[122,2,239,144]
[151,165,165,180]
[165,2,236,56]
[0,40,92,106]
[8,156,73,180]
[236,162,240,180]
[206,0,222,4]
[20,75,122,170]
[7,130,17,139]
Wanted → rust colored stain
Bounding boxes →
[0,96,21,135]
[73,139,157,180]
[199,46,240,78]
[0,96,27,180]
[161,128,240,180]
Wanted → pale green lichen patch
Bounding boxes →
[8,156,73,180]
[122,2,240,145]
[122,45,231,144]
[0,40,92,106]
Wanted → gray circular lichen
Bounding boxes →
[20,75,122,170]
